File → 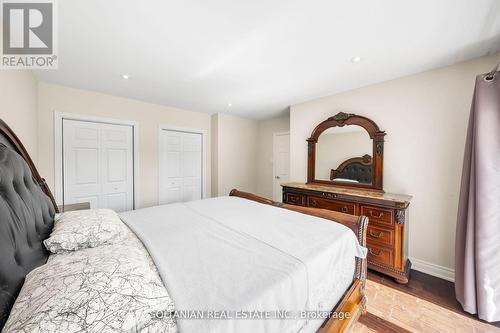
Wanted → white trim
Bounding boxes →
[272,131,290,202]
[409,257,455,282]
[158,125,209,205]
[54,112,140,209]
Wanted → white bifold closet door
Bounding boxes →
[159,129,202,205]
[62,119,134,212]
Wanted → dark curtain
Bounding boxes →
[455,63,500,322]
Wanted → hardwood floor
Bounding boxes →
[357,312,412,333]
[352,269,500,332]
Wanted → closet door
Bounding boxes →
[159,129,202,204]
[62,119,134,212]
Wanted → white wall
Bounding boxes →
[210,113,289,200]
[315,130,371,180]
[256,115,290,199]
[0,71,38,160]
[211,113,258,196]
[290,54,500,274]
[37,82,212,209]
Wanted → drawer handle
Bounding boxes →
[369,210,384,218]
[369,230,384,238]
[369,248,382,257]
[310,200,318,207]
[341,206,348,213]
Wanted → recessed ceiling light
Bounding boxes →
[227,103,232,108]
[122,74,129,80]
[350,56,362,63]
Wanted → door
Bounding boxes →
[159,129,203,204]
[273,132,290,202]
[62,119,134,212]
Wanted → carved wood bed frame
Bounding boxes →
[0,118,368,333]
[230,189,368,333]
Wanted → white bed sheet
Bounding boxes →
[120,196,366,333]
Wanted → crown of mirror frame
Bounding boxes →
[307,112,386,191]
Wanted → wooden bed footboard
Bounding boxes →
[229,189,368,333]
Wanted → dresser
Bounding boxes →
[282,182,412,284]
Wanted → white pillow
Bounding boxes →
[3,234,177,333]
[44,209,129,253]
[333,178,360,183]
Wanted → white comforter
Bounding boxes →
[120,196,366,333]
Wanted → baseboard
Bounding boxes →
[409,257,455,282]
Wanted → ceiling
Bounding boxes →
[34,0,500,119]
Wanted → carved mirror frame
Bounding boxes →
[307,112,386,191]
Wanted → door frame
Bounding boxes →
[272,131,290,202]
[54,112,140,209]
[158,125,208,205]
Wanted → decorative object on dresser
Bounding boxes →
[284,112,412,283]
[308,112,386,191]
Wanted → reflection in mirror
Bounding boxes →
[315,125,372,184]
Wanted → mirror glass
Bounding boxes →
[315,125,373,184]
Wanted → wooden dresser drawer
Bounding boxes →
[361,205,394,226]
[367,224,393,247]
[307,196,355,215]
[367,244,394,267]
[282,184,411,283]
[284,192,305,206]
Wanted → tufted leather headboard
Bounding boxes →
[0,119,57,329]
[330,154,373,184]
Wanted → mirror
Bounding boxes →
[315,125,372,184]
[307,112,386,191]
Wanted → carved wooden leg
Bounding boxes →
[394,276,409,284]
[394,259,411,284]
[361,296,367,316]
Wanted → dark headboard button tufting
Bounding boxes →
[0,144,55,329]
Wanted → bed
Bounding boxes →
[330,155,372,184]
[0,118,368,333]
